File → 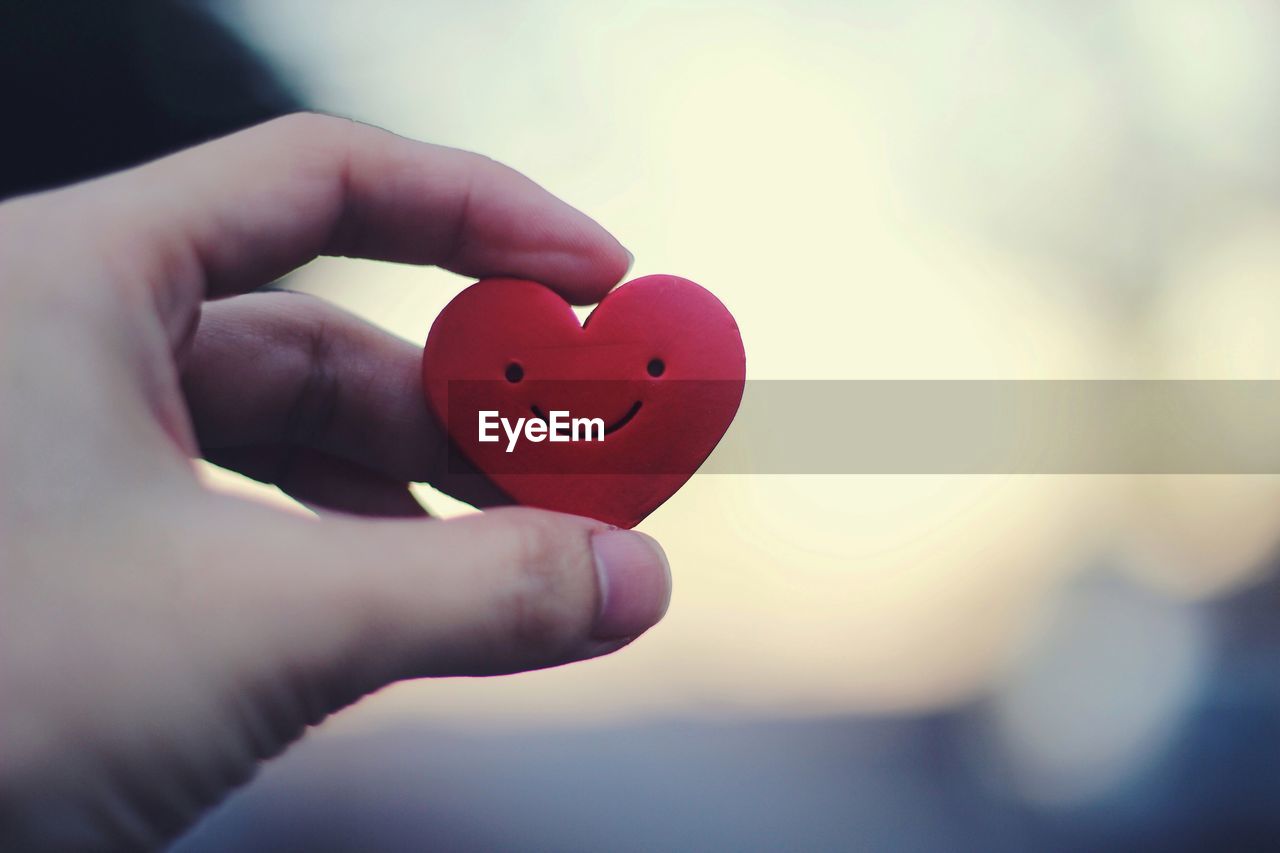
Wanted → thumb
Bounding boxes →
[204,502,672,712]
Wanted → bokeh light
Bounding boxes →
[191,0,1280,811]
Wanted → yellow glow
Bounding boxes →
[210,1,1280,730]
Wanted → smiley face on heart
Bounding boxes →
[422,274,746,527]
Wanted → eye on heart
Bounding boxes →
[422,274,746,528]
[506,354,652,441]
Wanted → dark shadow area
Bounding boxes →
[0,0,299,200]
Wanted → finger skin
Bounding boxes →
[184,290,511,508]
[205,446,430,518]
[206,503,667,702]
[69,112,630,330]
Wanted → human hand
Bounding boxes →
[0,114,671,849]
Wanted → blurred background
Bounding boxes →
[8,0,1280,849]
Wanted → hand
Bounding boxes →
[0,114,672,849]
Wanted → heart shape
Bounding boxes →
[422,274,746,527]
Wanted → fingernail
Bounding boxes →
[590,529,671,639]
[623,248,635,274]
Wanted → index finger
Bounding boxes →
[71,112,630,320]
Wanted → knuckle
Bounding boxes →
[233,292,345,448]
[289,324,342,447]
[254,113,359,185]
[253,288,331,336]
[263,113,366,174]
[264,111,348,145]
[496,511,593,654]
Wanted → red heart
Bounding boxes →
[422,274,746,527]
